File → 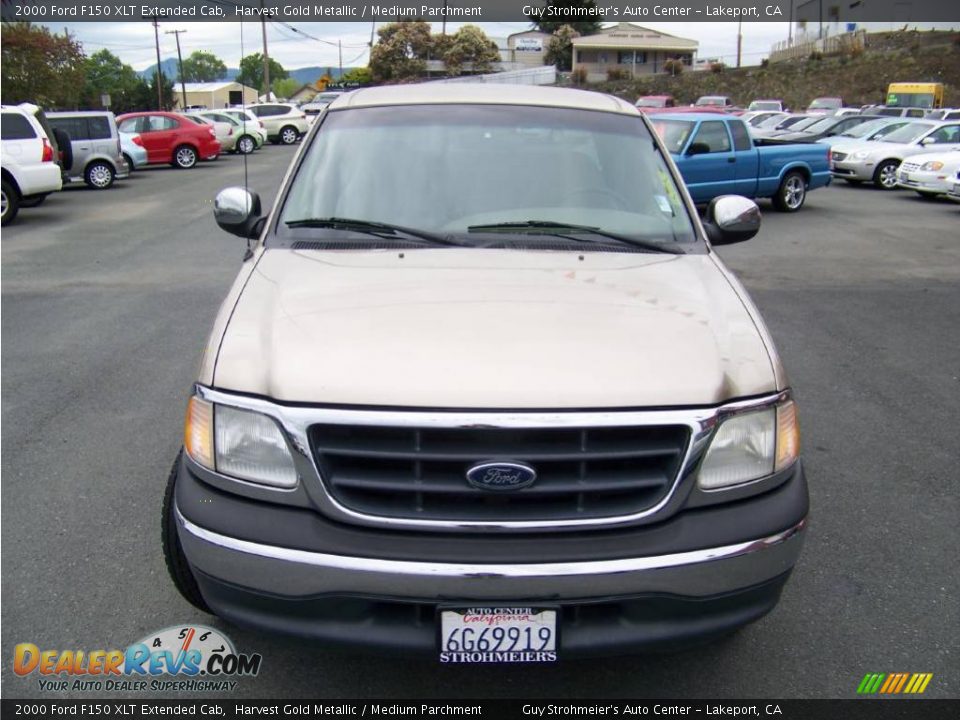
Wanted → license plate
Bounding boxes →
[438,607,558,663]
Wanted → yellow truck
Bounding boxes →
[886,82,944,109]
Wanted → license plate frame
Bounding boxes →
[437,606,559,663]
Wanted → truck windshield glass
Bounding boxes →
[279,104,696,246]
[649,119,694,153]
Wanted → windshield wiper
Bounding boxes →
[285,217,462,246]
[467,221,684,254]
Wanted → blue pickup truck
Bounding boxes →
[650,113,832,211]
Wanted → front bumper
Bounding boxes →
[830,158,875,181]
[898,169,952,194]
[175,457,808,655]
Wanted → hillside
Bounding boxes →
[589,31,960,109]
[138,60,353,86]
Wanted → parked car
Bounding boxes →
[246,103,309,144]
[651,113,831,211]
[806,97,844,115]
[184,114,234,155]
[1,104,63,225]
[759,114,882,144]
[872,106,927,119]
[301,92,345,117]
[219,108,269,150]
[121,132,148,171]
[165,85,808,660]
[695,95,736,111]
[748,100,784,112]
[196,110,262,154]
[817,117,915,148]
[923,108,960,121]
[46,111,129,190]
[740,111,787,127]
[635,95,676,110]
[832,108,863,117]
[116,112,221,168]
[896,150,960,198]
[830,121,960,188]
[750,114,816,138]
[947,170,960,203]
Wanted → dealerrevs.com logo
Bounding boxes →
[14,625,262,692]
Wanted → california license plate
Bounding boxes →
[438,607,558,663]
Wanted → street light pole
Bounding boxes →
[737,20,743,68]
[151,17,163,109]
[165,29,187,110]
[260,0,271,99]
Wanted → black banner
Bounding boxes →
[2,0,959,23]
[2,700,960,720]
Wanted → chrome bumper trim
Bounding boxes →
[177,508,807,600]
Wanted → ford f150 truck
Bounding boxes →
[651,113,832,211]
[164,85,808,661]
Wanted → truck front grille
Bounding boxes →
[309,424,689,522]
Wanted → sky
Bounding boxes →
[40,20,958,72]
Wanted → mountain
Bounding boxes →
[138,59,353,87]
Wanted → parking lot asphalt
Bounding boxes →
[2,148,958,699]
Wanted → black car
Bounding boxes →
[763,115,882,143]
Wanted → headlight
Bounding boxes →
[852,150,872,160]
[697,400,800,490]
[183,396,298,489]
[920,160,944,171]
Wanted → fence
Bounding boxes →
[428,65,558,86]
[769,30,866,62]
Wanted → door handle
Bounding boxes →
[727,157,736,163]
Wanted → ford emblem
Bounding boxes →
[466,462,537,492]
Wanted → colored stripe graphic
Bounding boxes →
[858,673,933,694]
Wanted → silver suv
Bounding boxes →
[47,111,129,189]
[164,85,808,661]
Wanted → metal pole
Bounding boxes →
[152,17,163,109]
[166,29,187,110]
[789,0,794,43]
[737,20,742,68]
[260,0,271,99]
[339,39,343,78]
[819,0,824,39]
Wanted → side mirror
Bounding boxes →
[703,195,761,244]
[214,187,263,239]
[686,142,710,156]
[920,136,935,146]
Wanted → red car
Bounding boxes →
[635,95,676,112]
[116,112,221,168]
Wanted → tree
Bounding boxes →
[369,20,432,83]
[526,1,603,35]
[273,77,301,100]
[145,72,177,111]
[180,51,227,82]
[339,67,374,85]
[1,23,86,108]
[236,53,288,93]
[544,25,581,72]
[80,49,152,113]
[440,25,501,76]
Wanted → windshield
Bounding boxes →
[809,98,841,109]
[840,119,889,138]
[880,122,934,143]
[749,101,780,111]
[886,92,935,108]
[648,119,694,153]
[278,104,697,247]
[636,97,667,107]
[696,97,726,106]
[799,117,839,134]
[786,116,821,131]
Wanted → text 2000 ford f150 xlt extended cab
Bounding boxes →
[163,85,808,662]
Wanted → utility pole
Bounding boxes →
[166,29,187,110]
[819,0,824,39]
[737,20,743,68]
[442,1,449,35]
[151,16,163,109]
[788,0,794,44]
[338,39,343,78]
[260,0,271,100]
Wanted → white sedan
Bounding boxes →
[897,150,960,197]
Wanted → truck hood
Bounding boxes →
[211,248,778,408]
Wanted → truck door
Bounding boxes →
[680,120,737,202]
[728,119,759,196]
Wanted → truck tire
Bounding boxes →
[772,170,807,212]
[873,160,900,190]
[161,449,211,612]
[1,178,20,226]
